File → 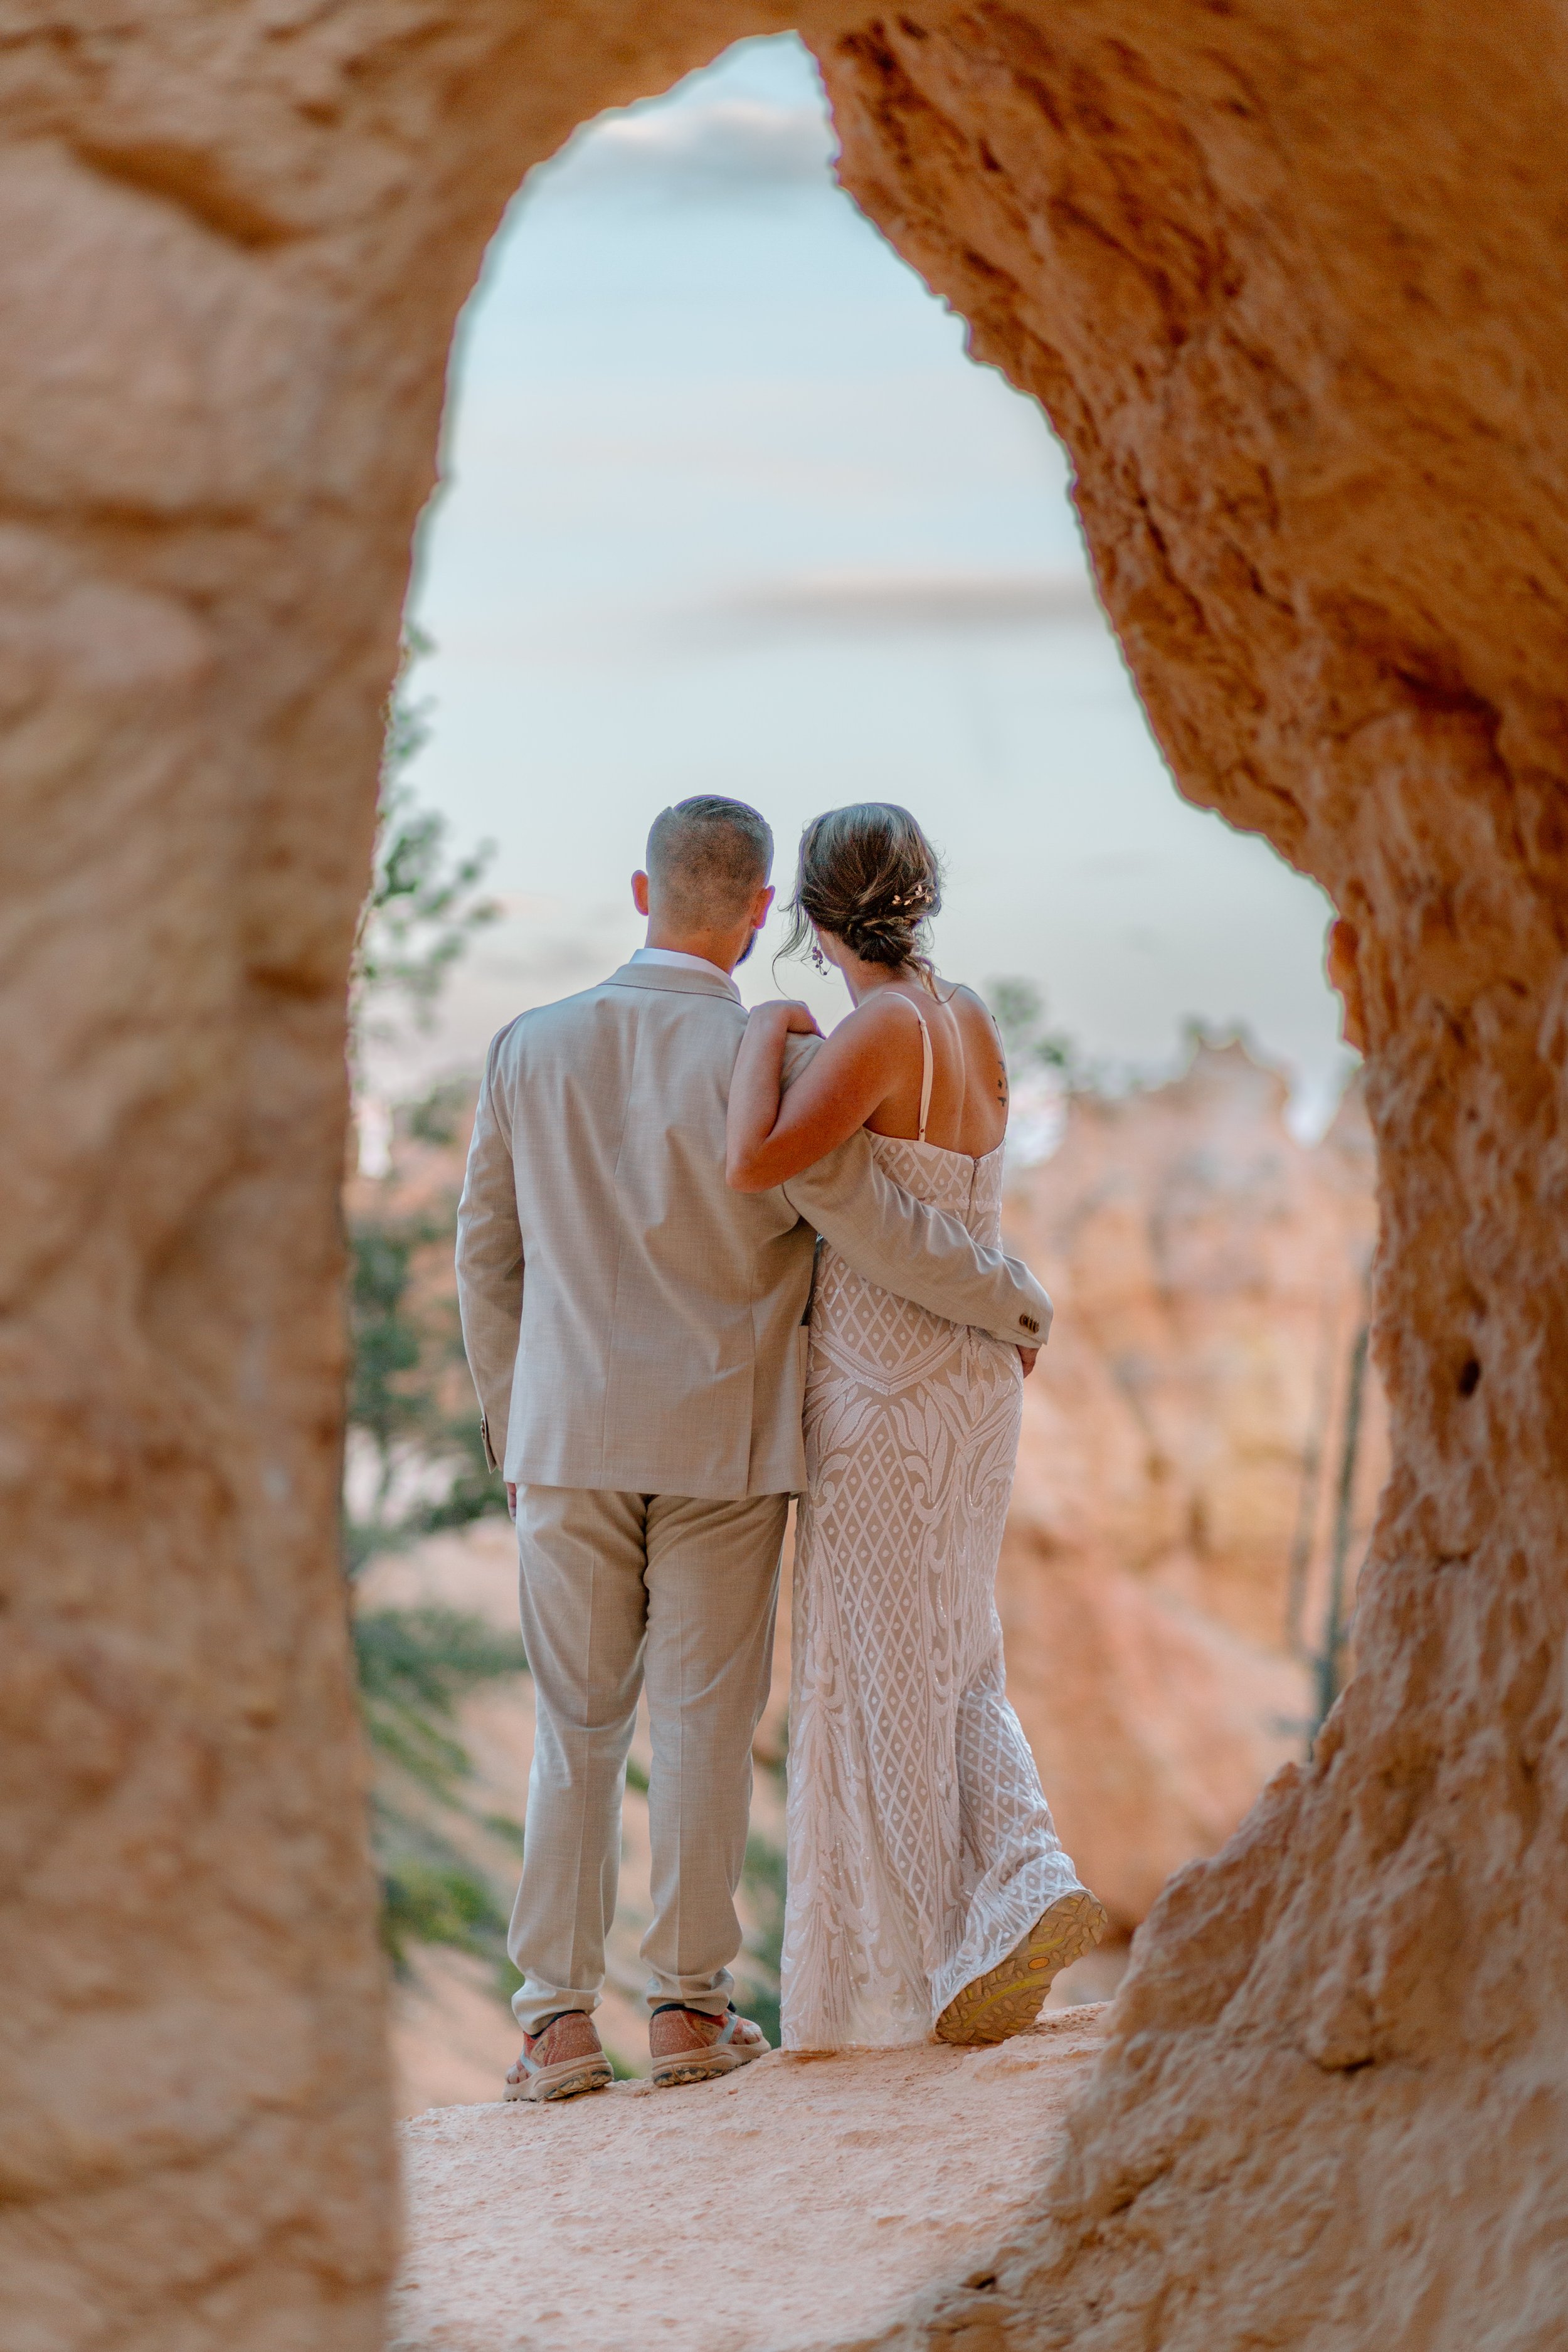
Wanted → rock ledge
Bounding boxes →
[392,2007,1108,2351]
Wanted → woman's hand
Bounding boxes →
[754,999,823,1038]
[727,1002,801,1190]
[726,1003,824,1192]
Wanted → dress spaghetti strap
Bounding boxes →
[891,993,934,1143]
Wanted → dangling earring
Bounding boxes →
[810,935,827,975]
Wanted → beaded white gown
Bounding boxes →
[780,1031,1088,2050]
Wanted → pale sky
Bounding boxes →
[391,33,1350,1127]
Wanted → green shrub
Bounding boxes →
[381,1856,510,1975]
[343,1207,511,1571]
[355,1606,525,1799]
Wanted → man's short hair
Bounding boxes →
[645,795,773,926]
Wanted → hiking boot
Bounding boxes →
[935,1890,1110,2047]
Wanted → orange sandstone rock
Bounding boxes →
[822,9,1568,2348]
[3,3,1564,2348]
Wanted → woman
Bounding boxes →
[726,803,1105,2050]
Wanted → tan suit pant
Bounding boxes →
[509,1485,788,2037]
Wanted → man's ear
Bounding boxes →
[751,882,775,928]
[632,870,651,917]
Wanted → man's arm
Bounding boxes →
[780,1128,1052,1347]
[455,1035,524,1474]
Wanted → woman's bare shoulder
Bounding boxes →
[822,989,928,1076]
[941,982,1004,1039]
[840,989,926,1037]
[942,983,1009,1081]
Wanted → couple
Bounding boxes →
[455,794,1104,2102]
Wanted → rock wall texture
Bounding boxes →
[0,9,827,2346]
[818,9,1568,2349]
[2,4,1564,2351]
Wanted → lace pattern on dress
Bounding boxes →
[781,1132,1085,2049]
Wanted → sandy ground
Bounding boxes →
[391,2006,1106,2352]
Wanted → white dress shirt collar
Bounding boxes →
[630,945,741,1000]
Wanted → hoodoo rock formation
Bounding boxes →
[1001,1046,1385,1934]
[3,6,1565,2351]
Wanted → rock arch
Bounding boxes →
[3,4,1563,2347]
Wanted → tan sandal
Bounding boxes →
[504,2010,614,2104]
[649,2003,770,2088]
[935,1890,1110,2047]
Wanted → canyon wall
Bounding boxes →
[820,9,1568,2347]
[0,6,821,2342]
[2,3,1564,2348]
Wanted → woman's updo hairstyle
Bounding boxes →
[780,802,943,984]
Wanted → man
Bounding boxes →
[456,795,1052,2100]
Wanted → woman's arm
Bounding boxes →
[726,997,910,1192]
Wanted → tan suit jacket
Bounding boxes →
[455,960,1052,1499]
